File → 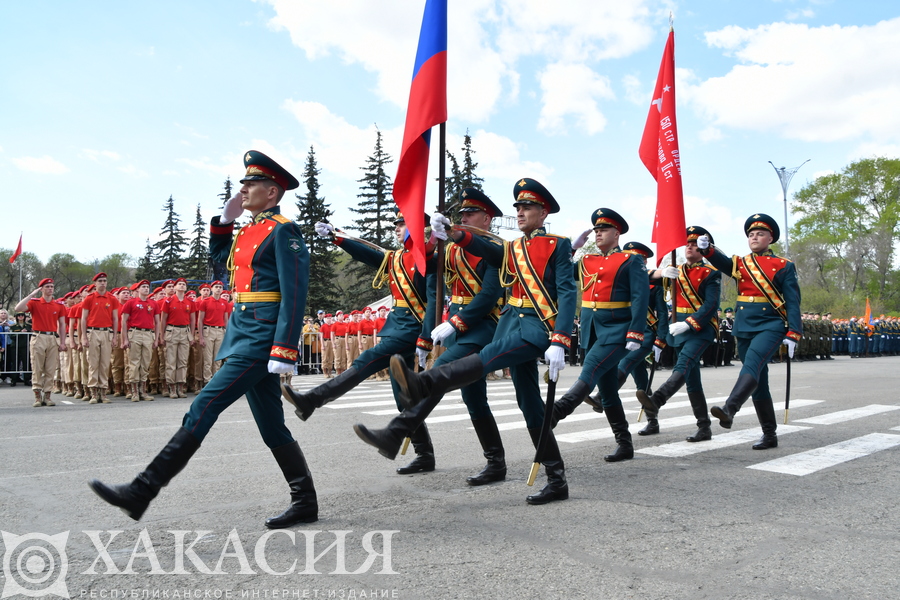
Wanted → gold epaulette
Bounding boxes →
[271,214,291,224]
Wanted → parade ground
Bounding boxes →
[1,355,898,599]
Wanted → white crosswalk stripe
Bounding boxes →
[792,404,900,425]
[747,433,900,475]
[636,425,811,457]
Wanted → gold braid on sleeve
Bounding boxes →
[372,251,392,290]
[226,228,240,291]
[499,240,516,288]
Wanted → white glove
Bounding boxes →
[653,346,663,362]
[544,346,566,382]
[783,338,797,358]
[267,360,294,374]
[431,321,455,345]
[416,347,429,368]
[625,341,641,352]
[697,235,710,250]
[315,222,334,238]
[669,322,690,336]
[661,266,679,279]
[221,192,244,224]
[572,229,592,250]
[430,213,451,242]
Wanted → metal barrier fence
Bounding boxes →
[0,330,34,384]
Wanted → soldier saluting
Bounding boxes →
[698,213,802,450]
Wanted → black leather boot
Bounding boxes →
[281,366,362,421]
[751,397,778,450]
[265,440,318,528]
[353,422,406,459]
[637,410,659,436]
[686,390,712,442]
[551,379,591,428]
[636,370,685,412]
[710,373,758,429]
[603,404,633,462]
[89,427,200,520]
[466,416,506,486]
[396,424,435,474]
[390,353,483,408]
[525,428,568,505]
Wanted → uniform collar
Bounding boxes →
[752,249,775,257]
[525,227,546,240]
[598,245,620,257]
[686,260,705,268]
[253,205,281,224]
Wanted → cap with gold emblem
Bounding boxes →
[590,208,629,234]
[621,241,653,259]
[686,225,714,245]
[743,213,780,243]
[459,188,503,219]
[512,178,559,214]
[240,150,299,191]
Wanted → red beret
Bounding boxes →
[175,277,187,284]
[136,280,150,288]
[39,278,53,287]
[92,272,107,282]
[152,287,163,294]
[199,283,211,290]
[211,280,224,287]
[164,279,175,286]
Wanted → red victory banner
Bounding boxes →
[639,28,686,266]
[9,234,22,264]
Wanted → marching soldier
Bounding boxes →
[281,210,438,474]
[699,214,802,450]
[550,209,649,462]
[13,278,67,407]
[352,178,576,504]
[91,149,318,528]
[636,226,721,442]
[356,188,508,485]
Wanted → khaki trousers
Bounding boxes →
[111,346,125,386]
[127,329,154,383]
[202,326,225,381]
[30,333,59,391]
[321,339,334,375]
[348,335,361,364]
[164,326,190,384]
[149,344,162,385]
[86,329,112,389]
[333,338,347,372]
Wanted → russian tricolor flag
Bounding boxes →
[392,0,447,273]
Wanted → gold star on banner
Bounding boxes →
[518,179,527,187]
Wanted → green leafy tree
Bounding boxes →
[44,253,93,292]
[97,253,136,288]
[184,204,210,280]
[152,195,188,279]
[295,145,339,313]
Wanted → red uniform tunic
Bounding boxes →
[27,297,65,333]
[122,298,159,331]
[82,292,120,329]
[331,321,348,339]
[162,295,194,327]
[199,297,231,327]
[319,322,333,339]
[359,319,376,335]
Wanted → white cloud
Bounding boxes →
[622,74,645,105]
[785,8,815,20]
[848,142,900,161]
[81,149,121,162]
[687,18,900,143]
[698,126,723,142]
[262,0,655,123]
[118,164,149,178]
[12,155,69,174]
[537,63,615,135]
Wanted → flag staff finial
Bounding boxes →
[669,11,674,31]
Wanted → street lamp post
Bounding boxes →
[768,159,810,257]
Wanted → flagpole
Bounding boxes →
[435,123,447,329]
[18,231,22,300]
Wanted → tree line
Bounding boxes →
[0,130,486,313]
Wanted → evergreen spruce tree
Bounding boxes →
[217,176,233,208]
[184,204,210,280]
[153,195,188,278]
[443,131,484,222]
[134,239,159,282]
[344,128,397,308]
[295,145,339,313]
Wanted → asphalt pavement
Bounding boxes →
[1,355,898,599]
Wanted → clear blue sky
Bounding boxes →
[2,0,897,265]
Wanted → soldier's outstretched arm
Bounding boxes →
[270,223,310,367]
